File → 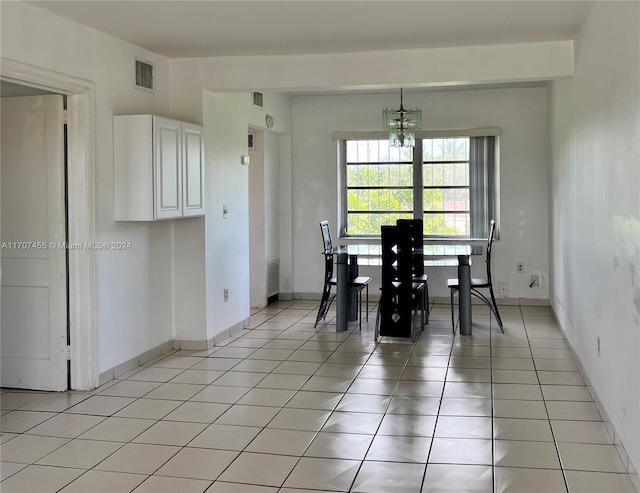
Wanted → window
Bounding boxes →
[422,137,470,236]
[344,140,414,236]
[340,135,497,238]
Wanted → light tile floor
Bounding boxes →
[1,301,637,493]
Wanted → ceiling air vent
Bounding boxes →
[252,92,264,108]
[135,59,154,91]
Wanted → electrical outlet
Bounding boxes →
[224,287,229,302]
[597,335,600,356]
[530,275,539,287]
[517,262,524,273]
[499,282,508,296]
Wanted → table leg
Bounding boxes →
[348,255,358,321]
[458,254,472,335]
[336,250,348,332]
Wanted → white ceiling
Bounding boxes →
[29,1,595,59]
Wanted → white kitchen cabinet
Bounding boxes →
[181,122,205,217]
[114,115,204,221]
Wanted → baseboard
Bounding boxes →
[430,296,549,307]
[295,292,548,307]
[550,305,639,490]
[98,340,174,387]
[97,318,249,388]
[173,339,209,351]
[211,319,248,346]
[294,292,321,300]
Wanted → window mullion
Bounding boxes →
[413,139,423,224]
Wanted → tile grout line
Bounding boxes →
[420,311,457,492]
[521,306,570,493]
[490,307,496,493]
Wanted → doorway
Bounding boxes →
[1,84,68,391]
[248,127,281,308]
[0,59,97,390]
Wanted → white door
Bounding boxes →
[1,95,67,391]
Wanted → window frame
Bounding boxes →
[337,129,500,240]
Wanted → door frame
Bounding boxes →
[1,57,97,390]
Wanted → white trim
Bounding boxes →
[1,58,98,390]
[332,127,502,141]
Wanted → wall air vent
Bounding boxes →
[252,92,264,108]
[267,259,280,297]
[135,59,154,91]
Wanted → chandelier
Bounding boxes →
[382,88,422,148]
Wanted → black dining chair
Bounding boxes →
[397,218,429,326]
[375,224,425,343]
[314,220,371,330]
[446,219,504,333]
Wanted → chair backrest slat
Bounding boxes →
[396,218,424,277]
[319,220,332,254]
[486,219,496,282]
[379,225,414,338]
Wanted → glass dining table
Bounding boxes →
[332,243,481,335]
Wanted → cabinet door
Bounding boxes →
[153,117,182,219]
[182,123,205,216]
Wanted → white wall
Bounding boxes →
[1,2,176,374]
[172,218,206,342]
[202,92,252,339]
[290,88,550,300]
[549,1,639,473]
[169,85,292,339]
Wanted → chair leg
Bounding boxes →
[358,289,362,331]
[365,285,369,321]
[315,295,326,327]
[488,284,504,332]
[411,306,417,343]
[313,291,326,328]
[424,281,429,325]
[470,288,504,334]
[374,302,381,343]
[420,282,429,332]
[315,285,335,328]
[450,289,456,334]
[412,291,423,342]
